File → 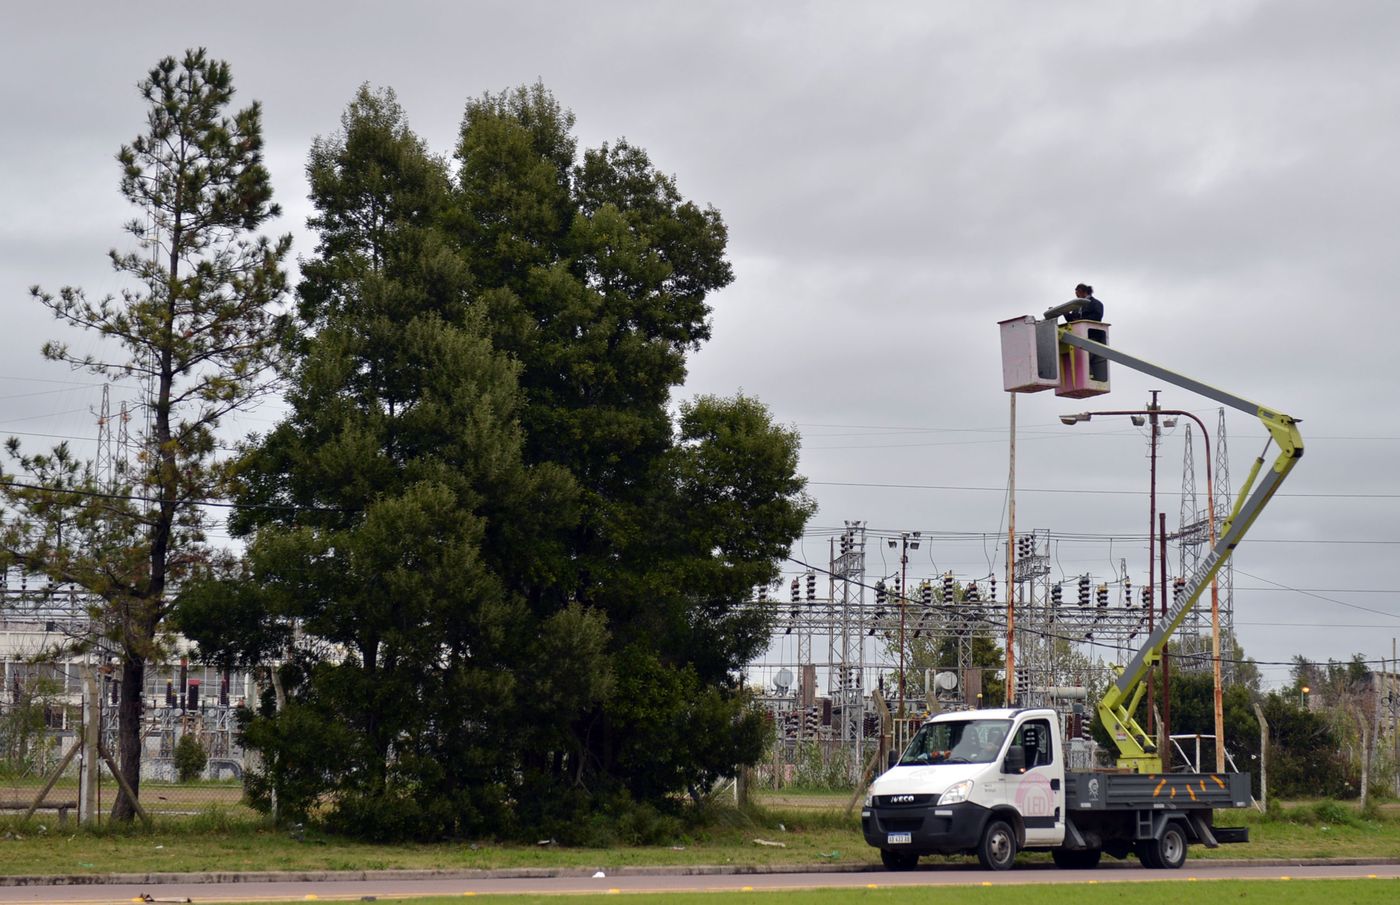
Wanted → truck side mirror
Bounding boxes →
[1003,745,1026,774]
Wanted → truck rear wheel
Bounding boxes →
[880,849,919,870]
[1051,847,1102,869]
[1138,823,1187,869]
[977,819,1017,871]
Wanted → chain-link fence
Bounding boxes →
[0,659,258,824]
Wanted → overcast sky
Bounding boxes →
[3,1,1398,689]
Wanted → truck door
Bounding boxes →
[1005,717,1065,846]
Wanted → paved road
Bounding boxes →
[6,861,1399,904]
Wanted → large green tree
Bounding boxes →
[2,50,288,820]
[181,87,588,835]
[453,85,811,808]
[186,83,810,837]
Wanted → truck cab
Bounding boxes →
[862,708,1064,870]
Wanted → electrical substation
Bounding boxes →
[0,387,253,786]
[746,408,1241,784]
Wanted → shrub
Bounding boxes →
[174,733,208,782]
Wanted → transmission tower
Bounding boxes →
[1213,409,1236,681]
[829,521,867,765]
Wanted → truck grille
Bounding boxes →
[874,793,937,807]
[881,816,925,832]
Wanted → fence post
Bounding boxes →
[1252,702,1268,813]
[79,666,99,825]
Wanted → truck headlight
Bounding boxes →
[863,787,874,807]
[940,779,973,805]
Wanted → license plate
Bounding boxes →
[887,832,912,845]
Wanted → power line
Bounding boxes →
[808,479,1400,499]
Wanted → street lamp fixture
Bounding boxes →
[1301,685,1310,707]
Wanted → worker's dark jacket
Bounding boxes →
[1063,297,1104,322]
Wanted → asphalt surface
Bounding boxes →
[1,859,1398,904]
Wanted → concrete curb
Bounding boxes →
[2,857,1398,887]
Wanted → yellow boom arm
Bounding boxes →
[1058,328,1303,772]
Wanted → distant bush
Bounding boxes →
[174,734,208,782]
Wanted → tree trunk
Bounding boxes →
[110,656,145,821]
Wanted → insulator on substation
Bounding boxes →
[942,572,955,604]
[965,582,980,602]
[757,584,769,603]
[1096,584,1108,608]
[1015,667,1029,698]
[187,679,200,711]
[165,681,175,707]
[989,576,997,601]
[874,580,887,606]
[1142,586,1153,608]
[1017,534,1034,559]
[893,575,902,596]
[1077,575,1091,605]
[806,571,817,601]
[1173,576,1186,603]
[1051,584,1063,606]
[1123,578,1133,607]
[790,578,799,603]
[920,583,933,606]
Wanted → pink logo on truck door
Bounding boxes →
[1013,771,1055,817]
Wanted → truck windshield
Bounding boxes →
[898,719,1012,766]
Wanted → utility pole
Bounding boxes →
[892,531,921,718]
[1160,511,1171,769]
[1147,390,1160,736]
[1006,393,1016,707]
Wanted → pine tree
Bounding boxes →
[181,88,589,835]
[1,49,288,821]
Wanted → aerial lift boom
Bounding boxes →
[1056,328,1304,772]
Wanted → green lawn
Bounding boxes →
[201,879,1400,905]
[0,798,1395,877]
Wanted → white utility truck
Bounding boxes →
[861,707,1250,870]
[861,307,1301,871]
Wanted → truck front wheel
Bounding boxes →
[977,819,1017,871]
[1138,823,1187,870]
